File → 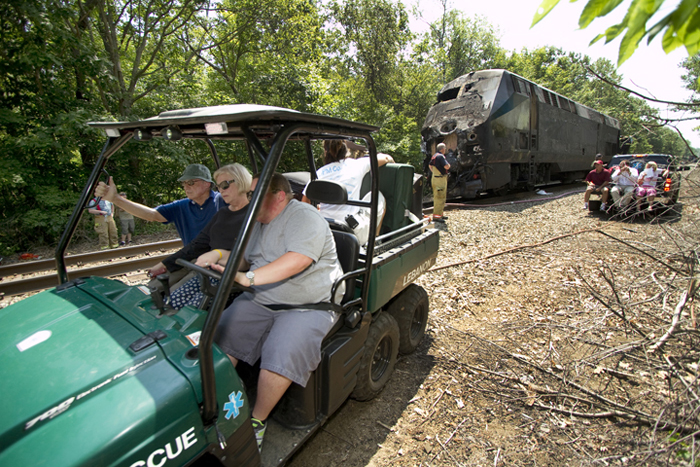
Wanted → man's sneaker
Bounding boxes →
[119,241,126,246]
[600,203,607,211]
[584,202,589,210]
[251,418,266,452]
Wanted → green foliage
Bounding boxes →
[415,11,506,83]
[191,0,324,105]
[681,53,700,93]
[668,431,700,466]
[0,0,692,253]
[328,0,411,104]
[532,0,700,66]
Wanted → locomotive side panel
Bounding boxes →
[536,102,598,172]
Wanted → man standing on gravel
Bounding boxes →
[429,143,450,222]
[94,164,227,279]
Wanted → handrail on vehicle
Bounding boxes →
[375,217,429,244]
[55,133,133,284]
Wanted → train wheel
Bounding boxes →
[492,187,509,197]
[351,313,400,401]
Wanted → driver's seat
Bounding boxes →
[332,229,360,305]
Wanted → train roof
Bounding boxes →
[437,69,620,129]
[88,104,379,140]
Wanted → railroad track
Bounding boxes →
[0,239,183,297]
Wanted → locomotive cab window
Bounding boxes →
[437,87,460,102]
[511,76,531,96]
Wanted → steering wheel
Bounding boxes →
[175,259,254,294]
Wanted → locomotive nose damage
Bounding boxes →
[421,72,498,199]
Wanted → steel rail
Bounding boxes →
[0,254,173,297]
[0,239,182,278]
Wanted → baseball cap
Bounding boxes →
[593,160,605,166]
[177,164,213,183]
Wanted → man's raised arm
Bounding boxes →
[95,177,167,223]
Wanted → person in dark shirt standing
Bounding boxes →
[584,160,611,211]
[429,143,451,222]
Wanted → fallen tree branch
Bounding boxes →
[648,290,688,353]
[453,328,656,421]
[430,228,686,275]
[430,228,600,272]
[596,230,686,275]
[532,401,636,420]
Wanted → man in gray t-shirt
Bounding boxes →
[213,173,344,453]
[245,195,344,306]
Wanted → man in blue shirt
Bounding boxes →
[94,164,226,276]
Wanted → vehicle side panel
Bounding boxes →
[366,229,439,312]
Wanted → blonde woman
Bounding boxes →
[635,161,667,211]
[162,163,253,309]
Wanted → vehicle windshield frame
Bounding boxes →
[62,104,384,427]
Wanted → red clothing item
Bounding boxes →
[585,168,611,186]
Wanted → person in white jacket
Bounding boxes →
[610,160,638,208]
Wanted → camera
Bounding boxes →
[345,214,359,229]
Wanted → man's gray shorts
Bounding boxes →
[120,218,135,234]
[215,294,339,386]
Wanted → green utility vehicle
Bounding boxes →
[0,105,439,466]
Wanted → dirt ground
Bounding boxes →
[287,171,700,467]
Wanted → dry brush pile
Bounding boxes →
[372,169,700,466]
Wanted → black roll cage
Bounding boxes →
[65,105,382,427]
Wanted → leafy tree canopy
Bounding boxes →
[532,0,700,66]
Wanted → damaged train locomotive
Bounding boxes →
[421,69,621,199]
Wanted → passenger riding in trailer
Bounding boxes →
[604,154,680,214]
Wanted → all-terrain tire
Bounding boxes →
[387,284,429,354]
[351,313,400,401]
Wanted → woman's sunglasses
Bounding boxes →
[217,179,236,191]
